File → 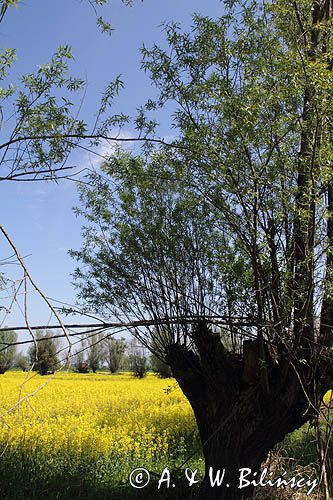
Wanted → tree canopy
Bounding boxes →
[72,0,333,366]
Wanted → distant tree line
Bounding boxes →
[0,329,173,378]
[72,334,173,378]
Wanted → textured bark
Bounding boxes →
[166,322,311,500]
[194,385,308,500]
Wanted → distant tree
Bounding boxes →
[72,341,90,373]
[105,337,125,373]
[128,340,148,378]
[87,333,105,373]
[129,352,148,378]
[119,353,131,371]
[28,330,59,375]
[14,352,29,372]
[0,329,17,374]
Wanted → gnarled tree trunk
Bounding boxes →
[167,323,313,500]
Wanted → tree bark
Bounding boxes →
[193,387,308,500]
[166,323,310,500]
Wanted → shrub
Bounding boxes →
[151,354,172,378]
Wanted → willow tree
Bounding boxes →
[72,1,333,498]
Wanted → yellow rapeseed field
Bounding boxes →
[0,371,330,499]
[0,372,198,463]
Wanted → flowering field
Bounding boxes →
[0,372,330,499]
[0,372,201,499]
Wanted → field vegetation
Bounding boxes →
[0,372,330,499]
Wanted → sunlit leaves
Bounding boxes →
[1,45,87,178]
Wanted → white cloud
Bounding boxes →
[84,130,135,170]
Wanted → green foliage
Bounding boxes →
[0,329,17,373]
[28,330,59,376]
[71,148,250,341]
[71,0,333,367]
[96,16,114,35]
[0,0,20,18]
[93,0,138,36]
[13,45,86,173]
[151,354,172,378]
[0,1,136,183]
[0,43,87,181]
[150,328,172,378]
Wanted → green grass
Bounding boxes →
[0,450,203,500]
[0,424,329,500]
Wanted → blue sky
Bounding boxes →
[0,0,223,338]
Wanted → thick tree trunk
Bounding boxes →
[193,388,307,500]
[166,325,310,500]
[198,438,258,500]
[195,404,265,500]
